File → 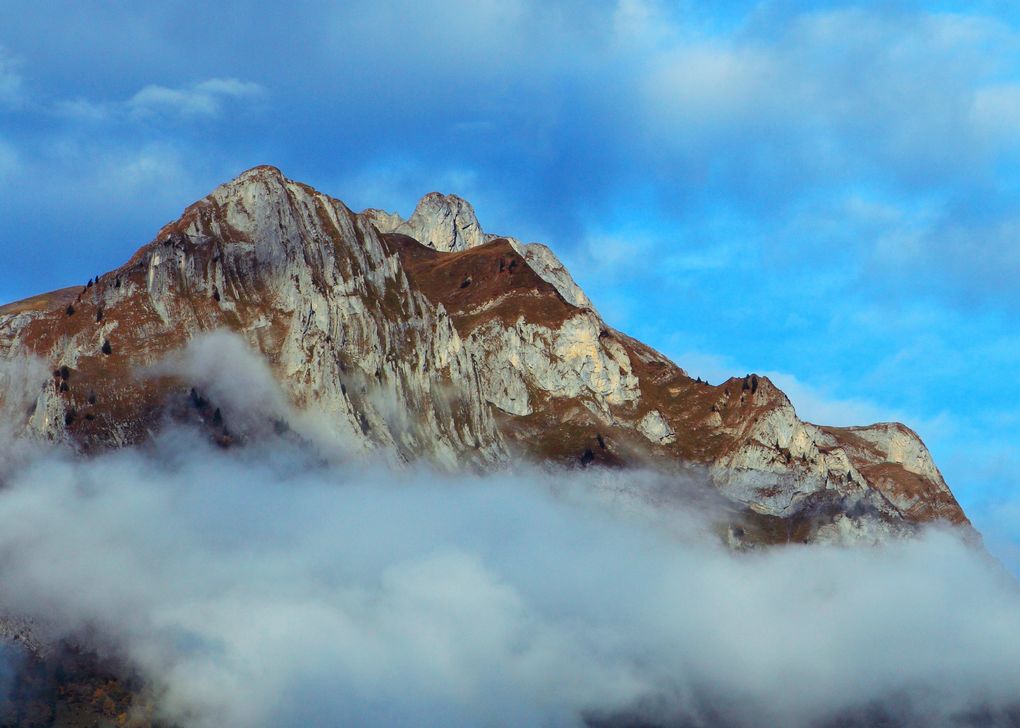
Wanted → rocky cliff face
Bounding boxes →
[0,165,968,545]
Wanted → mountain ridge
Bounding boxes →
[0,164,969,545]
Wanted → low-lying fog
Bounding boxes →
[0,334,1017,727]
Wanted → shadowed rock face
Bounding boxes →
[0,165,968,545]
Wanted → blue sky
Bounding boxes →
[0,1,1017,558]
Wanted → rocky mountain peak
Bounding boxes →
[407,191,486,252]
[229,163,286,184]
[367,190,486,252]
[0,165,971,548]
[207,164,289,201]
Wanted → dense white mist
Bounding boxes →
[0,332,1018,727]
[0,356,48,476]
[0,432,1017,727]
[145,330,364,459]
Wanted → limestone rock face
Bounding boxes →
[638,410,676,445]
[0,166,970,545]
[820,422,964,524]
[374,192,487,252]
[519,242,594,310]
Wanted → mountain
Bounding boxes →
[0,165,967,545]
[0,165,980,728]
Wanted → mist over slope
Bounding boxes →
[0,339,1016,727]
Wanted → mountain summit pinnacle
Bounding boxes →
[366,191,486,252]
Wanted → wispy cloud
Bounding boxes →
[55,77,265,122]
[128,77,264,119]
[643,9,1020,183]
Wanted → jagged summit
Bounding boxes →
[409,191,487,252]
[365,189,594,310]
[0,166,969,547]
[234,163,286,180]
[365,191,484,252]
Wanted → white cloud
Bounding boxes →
[641,9,1020,181]
[143,330,361,457]
[128,77,264,119]
[0,355,47,475]
[53,77,265,123]
[0,427,1015,727]
[0,321,1013,728]
[148,330,290,424]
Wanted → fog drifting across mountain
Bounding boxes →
[0,336,1018,727]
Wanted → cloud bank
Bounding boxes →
[0,333,1017,727]
[0,432,1017,728]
